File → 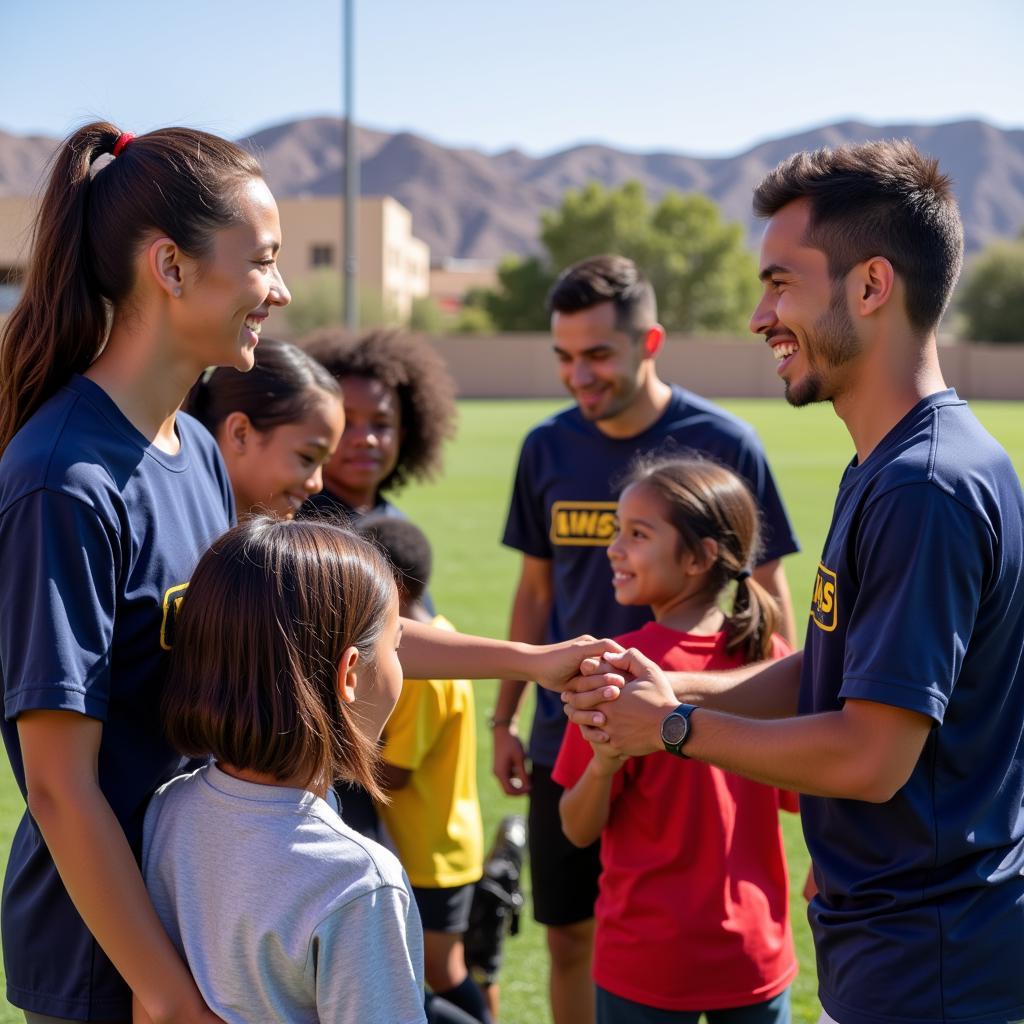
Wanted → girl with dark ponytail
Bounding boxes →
[0,121,289,1023]
[184,338,343,519]
[554,455,798,1023]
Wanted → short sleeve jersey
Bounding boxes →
[0,376,233,1020]
[800,390,1024,1024]
[378,615,484,888]
[143,765,426,1024]
[503,384,799,764]
[552,625,796,1012]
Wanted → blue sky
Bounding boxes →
[3,0,1021,156]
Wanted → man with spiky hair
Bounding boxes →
[565,142,1024,1024]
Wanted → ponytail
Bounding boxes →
[0,122,119,453]
[725,570,781,665]
[0,120,263,455]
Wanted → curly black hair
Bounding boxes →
[302,328,457,494]
[357,514,433,604]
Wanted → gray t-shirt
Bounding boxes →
[142,763,426,1023]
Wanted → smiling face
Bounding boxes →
[751,198,863,407]
[228,391,344,518]
[322,375,402,509]
[608,482,705,618]
[177,177,291,371]
[552,302,649,424]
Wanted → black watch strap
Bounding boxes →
[661,703,698,758]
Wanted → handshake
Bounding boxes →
[535,638,678,759]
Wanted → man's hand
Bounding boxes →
[531,635,625,693]
[492,725,530,795]
[566,648,677,757]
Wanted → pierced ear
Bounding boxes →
[146,237,185,299]
[642,324,666,358]
[857,257,895,314]
[336,646,360,704]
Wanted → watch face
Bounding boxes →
[662,712,688,746]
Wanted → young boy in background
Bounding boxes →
[358,516,491,1024]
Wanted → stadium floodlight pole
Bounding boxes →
[343,0,358,329]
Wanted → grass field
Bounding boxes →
[2,398,1022,1023]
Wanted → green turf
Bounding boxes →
[2,398,1022,1023]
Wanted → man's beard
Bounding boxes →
[785,284,861,408]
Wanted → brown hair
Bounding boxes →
[752,139,963,334]
[303,328,457,493]
[547,254,657,334]
[624,455,780,663]
[164,518,395,799]
[0,121,263,454]
[185,337,340,435]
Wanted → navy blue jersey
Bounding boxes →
[800,390,1024,1024]
[503,385,799,764]
[0,376,233,1020]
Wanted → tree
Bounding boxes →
[409,295,443,333]
[958,240,1024,344]
[482,256,552,331]
[285,272,398,334]
[481,181,759,333]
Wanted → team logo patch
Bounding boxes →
[810,563,838,633]
[159,583,189,651]
[549,501,618,547]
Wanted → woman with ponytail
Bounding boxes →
[554,455,798,1023]
[0,121,290,1023]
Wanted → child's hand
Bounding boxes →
[589,739,628,776]
[531,635,625,692]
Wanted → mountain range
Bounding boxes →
[2,117,1023,263]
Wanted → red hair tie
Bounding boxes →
[112,132,135,157]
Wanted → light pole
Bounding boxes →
[343,0,358,329]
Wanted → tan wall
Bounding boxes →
[422,334,1024,401]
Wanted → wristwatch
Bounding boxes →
[661,704,698,758]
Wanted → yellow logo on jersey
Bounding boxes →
[549,501,618,547]
[159,583,189,650]
[810,563,838,632]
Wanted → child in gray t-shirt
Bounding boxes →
[141,518,425,1024]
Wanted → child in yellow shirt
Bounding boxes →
[357,516,489,1024]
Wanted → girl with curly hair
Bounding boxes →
[301,328,457,521]
[299,328,457,841]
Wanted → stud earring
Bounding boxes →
[173,287,182,297]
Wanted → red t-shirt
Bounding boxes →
[552,623,798,1012]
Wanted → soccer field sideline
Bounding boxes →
[1,398,1021,1023]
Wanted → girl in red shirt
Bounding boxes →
[554,455,797,1024]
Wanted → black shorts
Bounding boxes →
[528,761,602,927]
[412,882,476,933]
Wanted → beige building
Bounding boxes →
[276,195,429,325]
[0,197,34,323]
[0,193,430,330]
[429,258,498,314]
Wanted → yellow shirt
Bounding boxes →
[379,615,484,888]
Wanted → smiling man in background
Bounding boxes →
[490,254,799,1024]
